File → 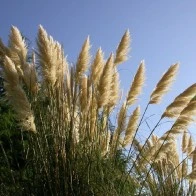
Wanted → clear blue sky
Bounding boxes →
[0,0,196,138]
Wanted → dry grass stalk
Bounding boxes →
[116,101,127,134]
[187,170,196,183]
[9,26,27,65]
[101,131,111,156]
[3,56,36,132]
[192,148,196,171]
[187,136,195,155]
[154,142,173,162]
[79,75,88,112]
[111,102,127,148]
[172,100,196,132]
[182,131,189,153]
[75,36,91,79]
[150,63,179,104]
[127,61,145,105]
[89,48,105,86]
[8,26,38,91]
[0,38,10,58]
[151,134,159,145]
[123,106,140,147]
[158,130,175,141]
[114,30,130,65]
[162,83,196,118]
[181,160,188,177]
[89,96,98,139]
[55,42,68,86]
[37,25,58,86]
[166,141,179,168]
[109,67,120,107]
[97,54,114,108]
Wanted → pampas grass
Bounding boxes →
[114,30,130,65]
[127,61,145,106]
[75,36,91,79]
[162,84,196,118]
[97,54,114,108]
[123,106,140,147]
[150,63,179,104]
[0,26,196,195]
[3,56,36,132]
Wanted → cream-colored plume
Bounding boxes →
[123,106,140,147]
[9,26,27,65]
[0,38,10,58]
[37,25,57,86]
[75,36,91,79]
[162,83,196,118]
[3,56,36,132]
[181,160,188,177]
[79,75,88,112]
[111,102,127,147]
[89,48,105,86]
[127,61,145,105]
[97,54,114,108]
[182,131,189,153]
[150,63,179,104]
[37,25,66,87]
[8,26,38,92]
[114,30,130,65]
[116,101,127,133]
[187,136,195,155]
[109,67,120,107]
[172,100,196,132]
[187,170,196,183]
[192,148,196,171]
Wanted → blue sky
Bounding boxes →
[0,0,196,138]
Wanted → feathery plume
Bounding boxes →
[192,148,196,171]
[8,26,35,88]
[186,170,196,183]
[3,56,36,132]
[123,106,140,147]
[101,131,111,156]
[80,75,88,112]
[172,100,196,132]
[117,101,127,133]
[162,84,196,118]
[55,42,68,86]
[187,136,195,155]
[114,30,130,65]
[154,142,173,162]
[9,26,27,65]
[0,39,10,60]
[182,131,189,153]
[75,36,91,79]
[109,67,120,107]
[97,54,114,108]
[159,129,176,141]
[150,63,179,104]
[111,102,127,147]
[151,134,159,145]
[37,25,66,88]
[182,160,188,177]
[146,139,153,148]
[23,62,39,94]
[89,48,105,86]
[37,25,57,86]
[127,61,145,105]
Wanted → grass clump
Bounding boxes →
[0,26,196,195]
